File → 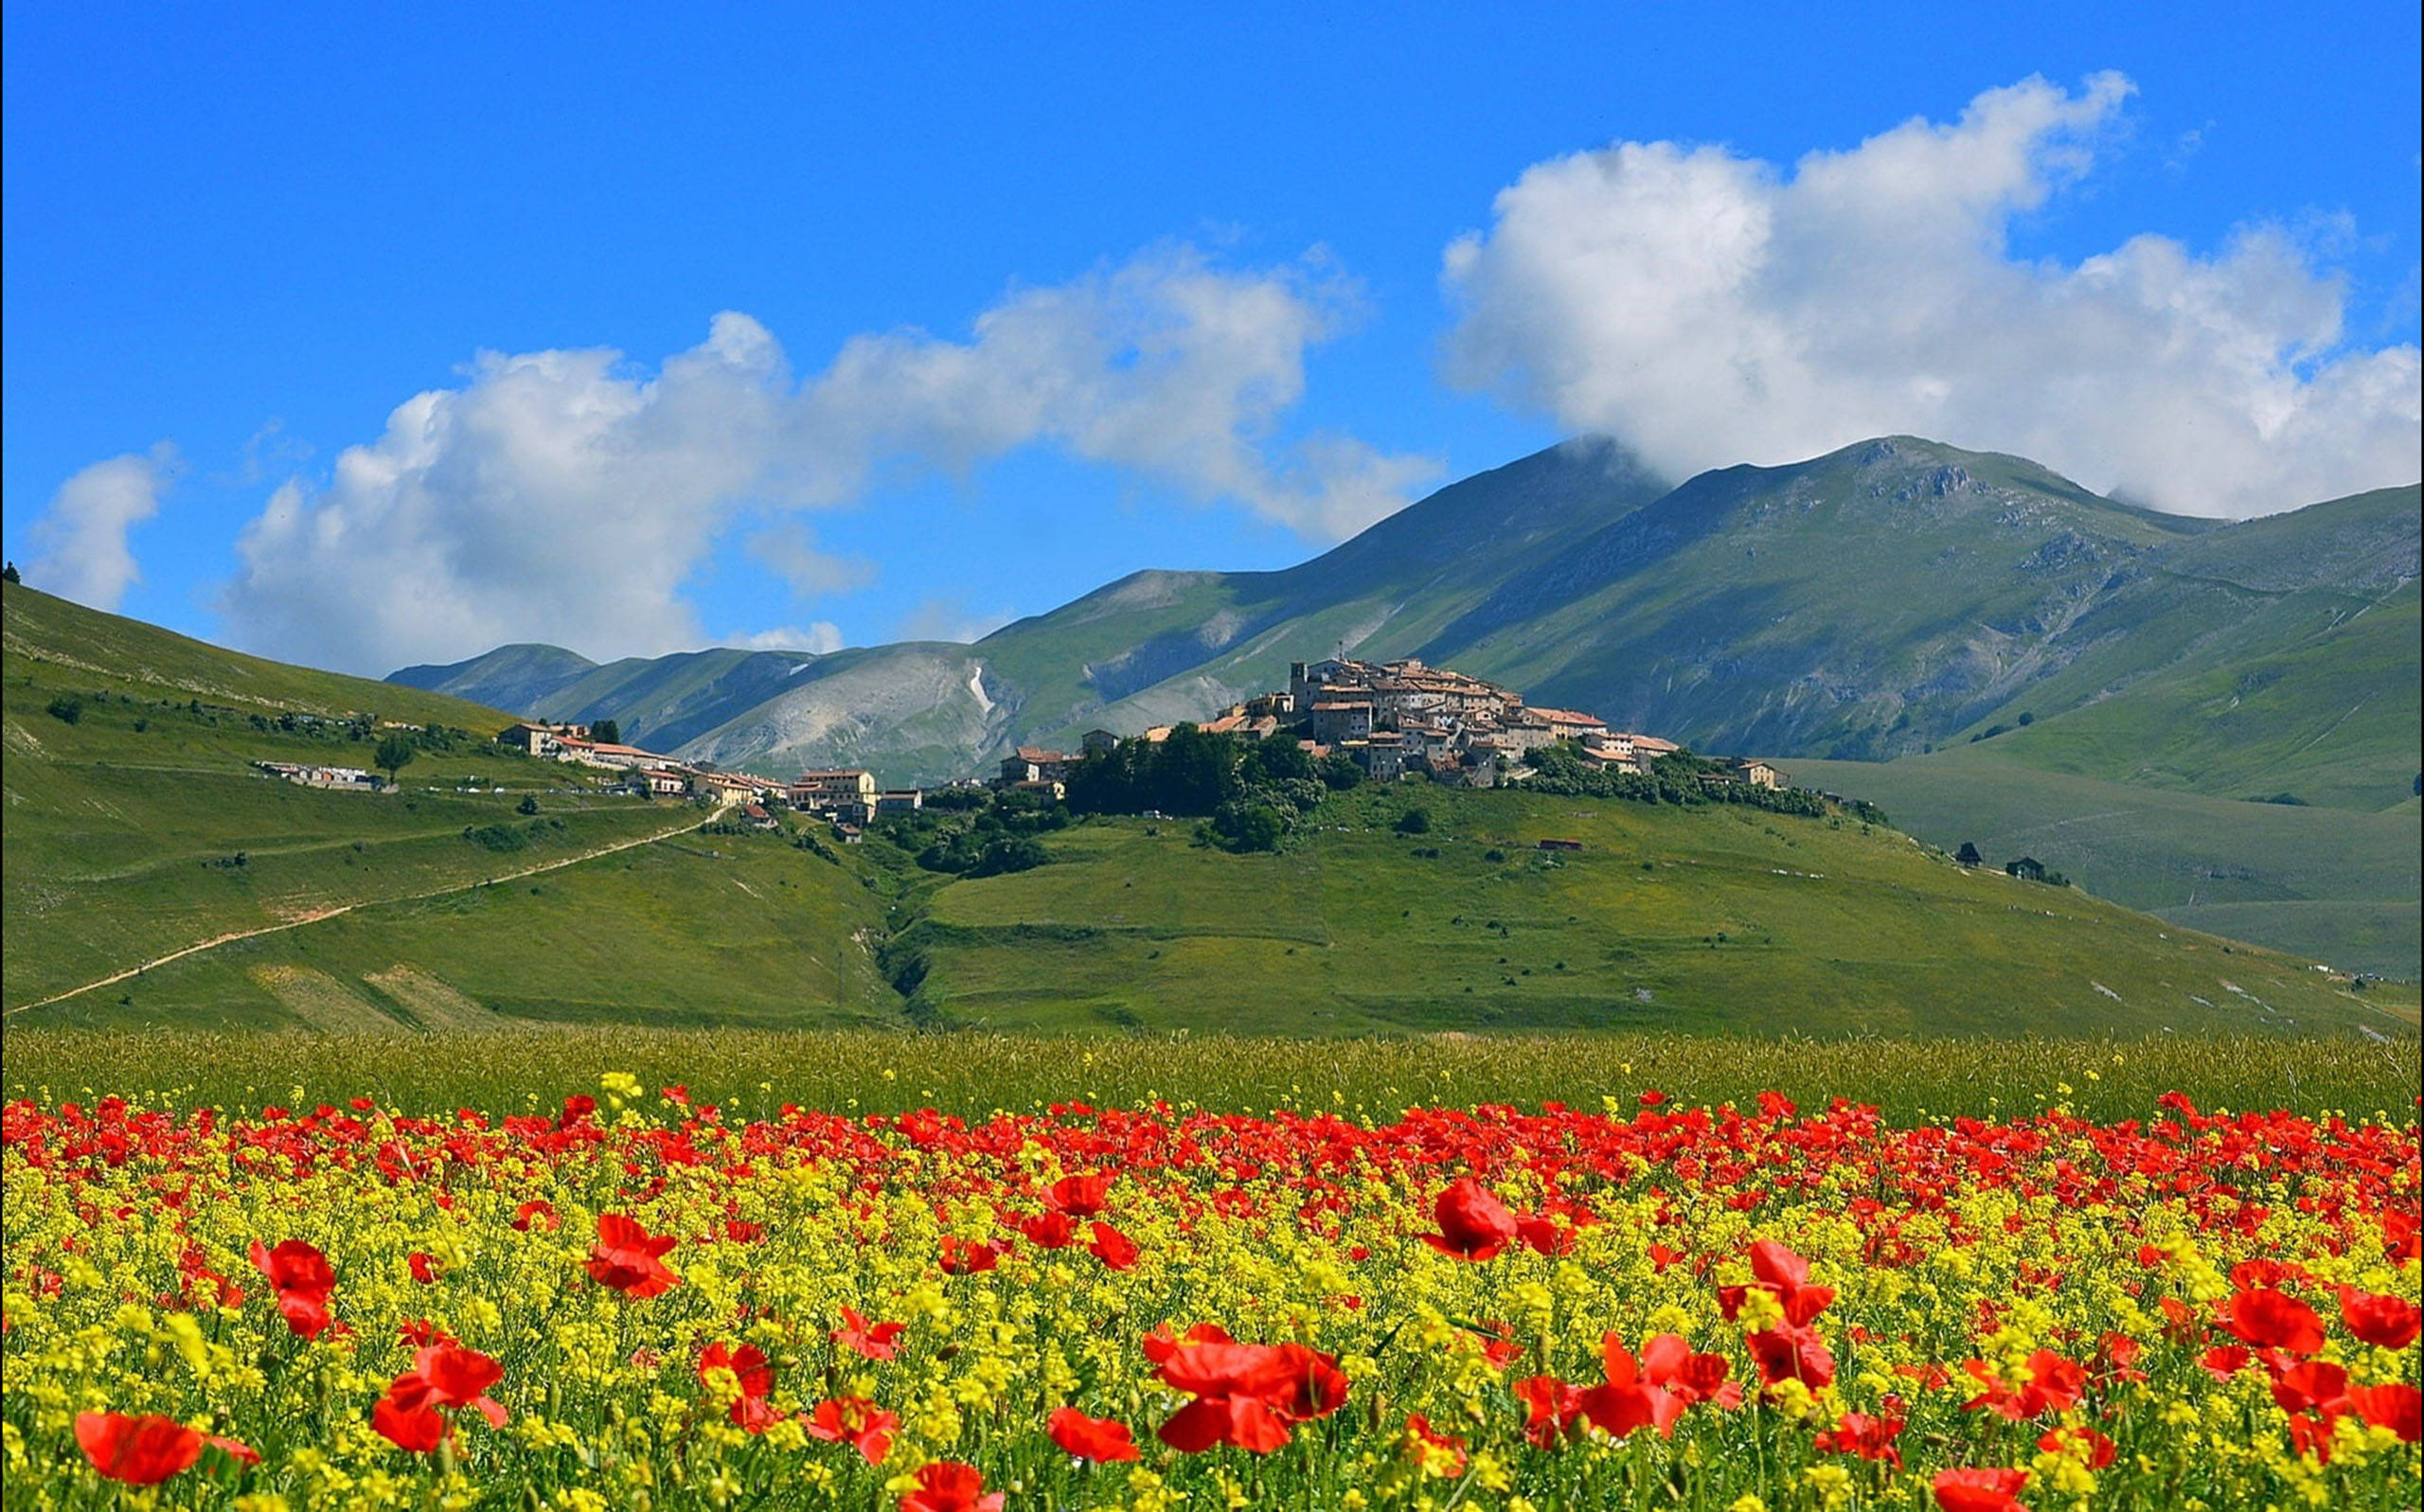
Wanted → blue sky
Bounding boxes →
[5,4,2418,674]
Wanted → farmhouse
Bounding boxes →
[1730,758,1785,790]
[496,720,589,756]
[999,747,1071,786]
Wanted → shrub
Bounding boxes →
[45,695,81,724]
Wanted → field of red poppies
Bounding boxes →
[4,1076,2418,1510]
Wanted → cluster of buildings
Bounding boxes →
[487,654,1781,831]
[1000,657,1781,792]
[496,722,930,836]
[253,760,383,792]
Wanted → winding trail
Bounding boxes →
[7,812,710,1017]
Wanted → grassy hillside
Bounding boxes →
[883,785,2403,1038]
[13,578,2410,1038]
[1786,756,2420,979]
[3,583,759,1015]
[1942,574,2420,812]
[16,827,899,1030]
[9,582,510,730]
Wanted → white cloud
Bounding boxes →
[897,596,1015,645]
[1442,74,2422,517]
[219,247,1434,674]
[24,444,179,611]
[748,523,876,596]
[722,624,846,654]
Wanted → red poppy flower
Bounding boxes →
[248,1237,336,1337]
[1048,1173,1113,1216]
[398,1318,455,1349]
[899,1460,1006,1512]
[377,1343,509,1449]
[2036,1425,2115,1468]
[1470,1320,1524,1371]
[805,1397,898,1464]
[834,1305,906,1361]
[2199,1344,2252,1380]
[408,1252,438,1285]
[938,1236,1001,1275]
[1512,1374,1586,1448]
[2339,1288,2422,1350]
[1020,1211,1077,1249]
[1154,1338,1347,1453]
[1638,1332,1741,1409]
[1418,1178,1519,1261]
[2348,1381,2421,1442]
[1142,1321,1237,1364]
[2286,1412,2336,1464]
[2270,1360,2351,1419]
[1086,1220,1139,1271]
[372,1397,447,1453]
[1933,1467,2031,1512]
[511,1200,560,1233]
[1962,1350,2084,1419]
[1515,1213,1577,1256]
[1720,1239,1836,1326]
[1403,1413,1468,1474]
[1047,1406,1140,1462]
[1816,1407,1906,1468]
[724,1219,764,1243]
[1747,1323,1835,1390]
[74,1413,203,1485]
[699,1341,775,1429]
[587,1214,680,1298]
[1579,1354,1683,1439]
[2226,1289,2325,1354]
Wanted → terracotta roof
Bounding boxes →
[1012,746,1066,763]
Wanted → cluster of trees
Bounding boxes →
[1524,744,1837,819]
[1064,725,1363,851]
[880,788,1069,877]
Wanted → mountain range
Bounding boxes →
[392,436,2420,978]
[396,435,2418,802]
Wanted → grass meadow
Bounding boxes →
[7,1026,2416,1125]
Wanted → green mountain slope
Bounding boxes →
[1785,756,2421,981]
[391,443,2418,812]
[0,583,878,1021]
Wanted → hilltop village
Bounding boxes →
[437,655,1784,837]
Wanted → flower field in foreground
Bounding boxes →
[3,1083,2418,1511]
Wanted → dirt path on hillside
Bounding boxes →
[6,812,712,1016]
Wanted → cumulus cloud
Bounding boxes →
[219,247,1434,673]
[722,623,846,654]
[23,444,179,611]
[1442,74,2422,517]
[749,523,877,596]
[897,596,1016,645]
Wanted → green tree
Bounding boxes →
[592,719,622,745]
[374,733,418,787]
[1394,807,1433,835]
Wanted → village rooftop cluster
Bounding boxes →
[426,655,1782,835]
